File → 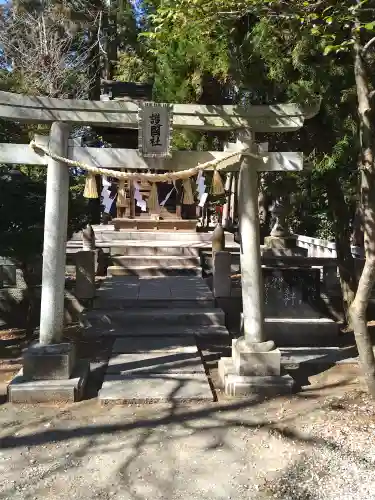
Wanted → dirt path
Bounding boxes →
[0,364,373,500]
[1,325,375,499]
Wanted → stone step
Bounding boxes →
[264,317,340,346]
[107,266,201,277]
[82,324,230,338]
[81,308,226,329]
[98,373,213,403]
[93,297,215,309]
[71,229,235,243]
[107,351,205,375]
[111,255,200,268]
[67,240,240,253]
[94,276,213,306]
[110,245,201,257]
[112,336,198,354]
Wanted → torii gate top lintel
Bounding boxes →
[0,91,320,133]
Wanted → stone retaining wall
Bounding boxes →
[0,257,85,329]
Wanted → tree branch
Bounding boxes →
[97,10,107,55]
[363,36,375,54]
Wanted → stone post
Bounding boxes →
[39,122,71,346]
[212,221,225,256]
[82,224,96,251]
[75,251,96,301]
[213,251,232,298]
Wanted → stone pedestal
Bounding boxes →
[231,338,280,376]
[8,343,89,403]
[23,343,76,380]
[262,266,339,346]
[218,338,294,397]
[263,235,307,257]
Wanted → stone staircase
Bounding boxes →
[108,244,202,277]
[67,227,239,278]
[81,276,230,403]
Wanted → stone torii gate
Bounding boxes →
[0,90,319,401]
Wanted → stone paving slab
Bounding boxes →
[112,336,198,353]
[82,308,226,328]
[280,346,362,365]
[83,324,229,338]
[95,278,140,300]
[107,352,205,375]
[93,298,215,309]
[98,373,213,403]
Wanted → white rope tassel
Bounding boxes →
[160,183,176,207]
[133,181,147,212]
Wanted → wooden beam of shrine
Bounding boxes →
[0,91,320,132]
[0,141,303,172]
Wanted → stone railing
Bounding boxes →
[212,251,339,299]
[296,235,364,259]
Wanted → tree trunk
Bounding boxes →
[88,27,101,101]
[106,0,118,81]
[258,175,270,245]
[327,174,357,327]
[349,34,375,397]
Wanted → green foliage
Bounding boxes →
[0,168,87,270]
[115,51,154,83]
[151,25,229,103]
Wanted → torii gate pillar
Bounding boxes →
[218,132,295,397]
[39,121,71,346]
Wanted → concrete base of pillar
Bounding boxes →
[8,341,89,403]
[8,360,89,403]
[231,337,281,376]
[263,235,307,257]
[218,336,295,397]
[23,342,76,380]
[218,357,294,397]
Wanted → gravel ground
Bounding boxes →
[0,366,374,500]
